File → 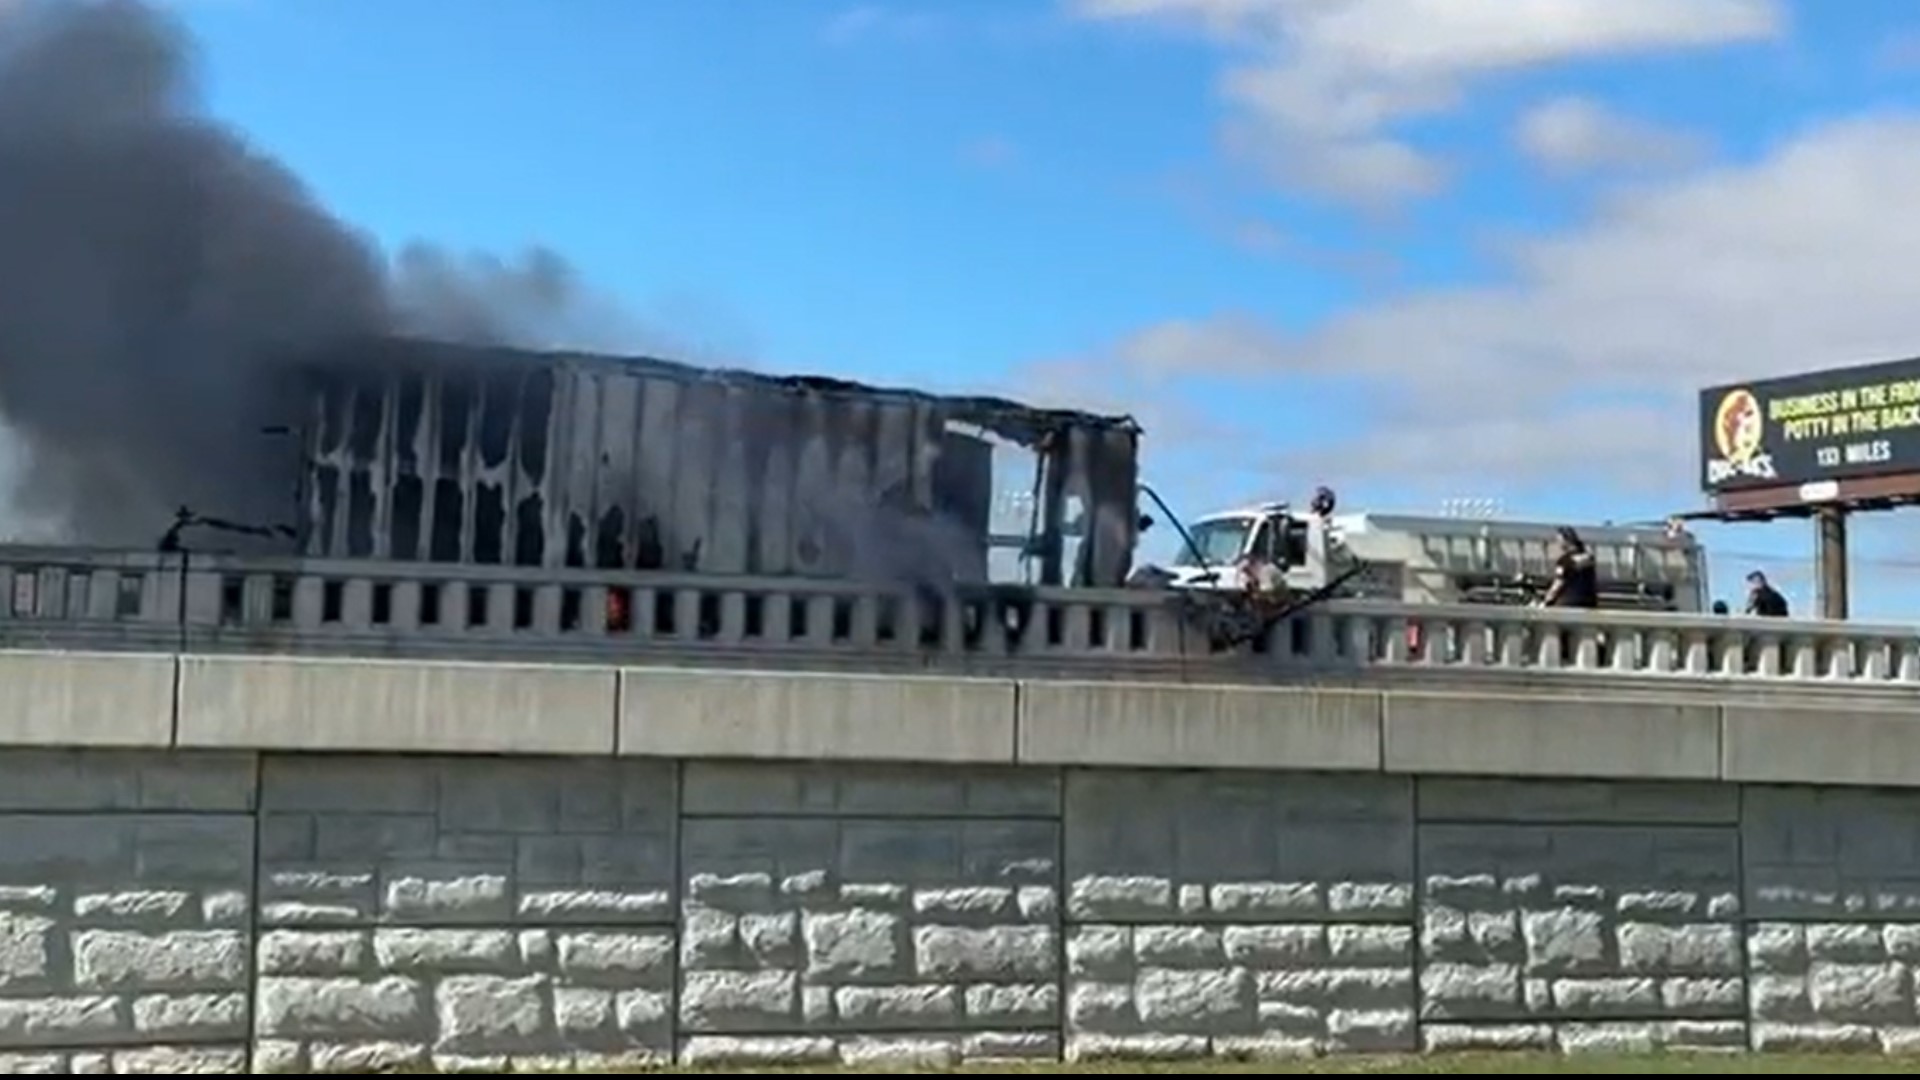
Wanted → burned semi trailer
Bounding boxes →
[292,337,1143,588]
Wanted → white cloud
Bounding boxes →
[1875,29,1920,73]
[959,135,1019,170]
[822,5,945,46]
[1082,113,1920,502]
[1225,218,1287,255]
[1014,355,1227,445]
[1514,96,1709,174]
[1150,169,1403,278]
[1069,0,1785,206]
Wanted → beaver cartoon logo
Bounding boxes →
[1706,387,1777,484]
[1714,389,1763,462]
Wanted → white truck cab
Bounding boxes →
[1152,502,1312,590]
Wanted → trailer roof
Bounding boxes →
[293,335,1143,443]
[1191,505,1698,545]
[1330,512,1699,544]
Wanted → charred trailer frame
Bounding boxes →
[292,337,1143,588]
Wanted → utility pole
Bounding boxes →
[1815,506,1850,620]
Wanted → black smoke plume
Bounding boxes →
[0,0,649,545]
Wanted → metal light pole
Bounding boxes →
[156,505,298,650]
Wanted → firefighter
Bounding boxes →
[1745,571,1789,617]
[606,588,632,633]
[1541,527,1598,609]
[1310,485,1336,520]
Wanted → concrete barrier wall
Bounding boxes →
[8,650,1920,789]
[9,752,1920,1071]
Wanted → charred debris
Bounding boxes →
[290,336,1144,594]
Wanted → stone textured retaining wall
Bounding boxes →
[674,762,1061,1068]
[250,756,679,1072]
[2,751,1920,1071]
[0,752,255,1075]
[1061,771,1414,1059]
[1413,779,1746,1054]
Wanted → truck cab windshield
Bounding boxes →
[1181,518,1254,567]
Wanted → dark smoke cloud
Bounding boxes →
[0,0,669,545]
[390,244,671,357]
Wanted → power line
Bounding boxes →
[1712,549,1920,572]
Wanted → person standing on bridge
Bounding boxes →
[1542,527,1598,609]
[1745,570,1790,617]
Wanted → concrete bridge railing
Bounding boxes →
[0,544,1914,689]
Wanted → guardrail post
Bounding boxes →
[1899,640,1920,683]
[342,578,373,629]
[580,585,609,636]
[717,590,748,645]
[1459,617,1488,667]
[532,584,564,635]
[1681,631,1710,676]
[849,594,880,649]
[444,581,473,631]
[1646,629,1676,675]
[391,580,422,632]
[1059,601,1091,653]
[802,594,835,648]
[1381,614,1410,664]
[760,588,790,645]
[1822,638,1853,681]
[484,582,514,634]
[1569,625,1602,671]
[1609,629,1641,674]
[1788,637,1818,680]
[629,587,657,640]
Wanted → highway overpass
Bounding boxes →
[0,545,1915,1071]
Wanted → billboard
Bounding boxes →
[1699,356,1920,495]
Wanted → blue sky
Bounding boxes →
[165,0,1920,616]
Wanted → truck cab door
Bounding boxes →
[1251,512,1315,588]
[1243,518,1271,565]
[1278,515,1311,569]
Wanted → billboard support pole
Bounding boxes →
[1816,506,1850,620]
